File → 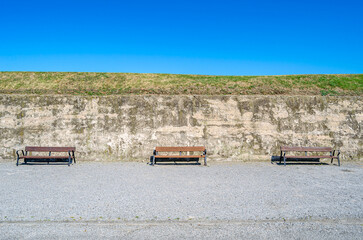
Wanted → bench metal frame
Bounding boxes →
[16,146,76,166]
[151,146,207,166]
[280,146,340,166]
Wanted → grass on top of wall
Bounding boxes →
[0,72,362,96]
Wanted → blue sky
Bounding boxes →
[0,0,362,75]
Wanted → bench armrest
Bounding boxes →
[203,149,207,156]
[68,150,76,157]
[337,150,341,156]
[153,149,157,156]
[16,150,25,157]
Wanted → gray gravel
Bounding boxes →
[0,161,362,239]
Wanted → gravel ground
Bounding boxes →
[0,161,362,239]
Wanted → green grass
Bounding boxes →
[0,72,362,96]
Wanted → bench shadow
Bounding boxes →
[270,156,329,165]
[19,159,71,166]
[153,162,201,166]
[149,156,201,166]
[19,163,70,166]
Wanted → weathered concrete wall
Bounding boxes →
[0,95,362,162]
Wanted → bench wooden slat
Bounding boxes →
[155,155,205,158]
[281,146,332,152]
[155,146,205,152]
[284,155,337,159]
[20,156,72,159]
[25,146,76,152]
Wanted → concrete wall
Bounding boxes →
[0,95,362,162]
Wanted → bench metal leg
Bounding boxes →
[279,151,282,164]
[284,155,286,166]
[68,156,71,166]
[16,151,21,166]
[204,156,207,166]
[336,150,341,166]
[71,151,76,164]
[152,156,155,166]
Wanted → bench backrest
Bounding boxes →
[25,146,76,152]
[155,146,205,152]
[281,146,332,152]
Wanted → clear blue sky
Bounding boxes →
[0,0,362,75]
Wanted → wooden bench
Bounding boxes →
[151,146,207,166]
[280,146,340,166]
[16,146,76,166]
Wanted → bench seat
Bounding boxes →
[153,155,205,158]
[284,155,337,159]
[19,156,71,159]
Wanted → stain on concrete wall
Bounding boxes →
[0,95,362,162]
